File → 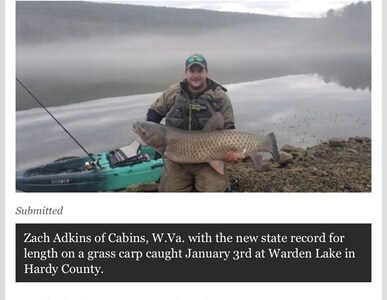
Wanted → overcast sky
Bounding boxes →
[89,0,361,17]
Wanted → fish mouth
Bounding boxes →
[131,123,148,145]
[132,122,148,138]
[132,122,138,133]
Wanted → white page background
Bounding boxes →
[5,0,382,299]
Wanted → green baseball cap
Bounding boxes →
[185,53,207,69]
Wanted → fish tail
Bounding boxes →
[268,132,280,164]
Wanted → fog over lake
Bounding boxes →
[16,39,370,110]
[15,1,371,171]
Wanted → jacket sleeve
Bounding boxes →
[147,83,179,120]
[146,108,163,123]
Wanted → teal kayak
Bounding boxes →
[16,140,163,192]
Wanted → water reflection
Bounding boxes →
[228,74,370,148]
[16,49,371,110]
[315,53,371,91]
[16,74,371,171]
[212,52,371,93]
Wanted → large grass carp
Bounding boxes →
[132,113,280,174]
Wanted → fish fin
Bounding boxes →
[268,132,280,164]
[251,154,263,171]
[208,160,225,174]
[203,112,224,132]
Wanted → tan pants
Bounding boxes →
[158,159,229,192]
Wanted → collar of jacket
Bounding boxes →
[180,78,228,96]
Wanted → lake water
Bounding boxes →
[16,73,371,171]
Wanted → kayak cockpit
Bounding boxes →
[16,140,163,192]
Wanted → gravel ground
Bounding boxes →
[226,136,371,192]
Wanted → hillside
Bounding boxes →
[17,1,371,48]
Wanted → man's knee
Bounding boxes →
[158,160,194,192]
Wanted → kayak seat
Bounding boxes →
[109,142,150,167]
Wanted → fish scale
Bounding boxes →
[132,114,280,174]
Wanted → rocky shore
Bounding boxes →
[227,136,371,192]
[125,136,371,192]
